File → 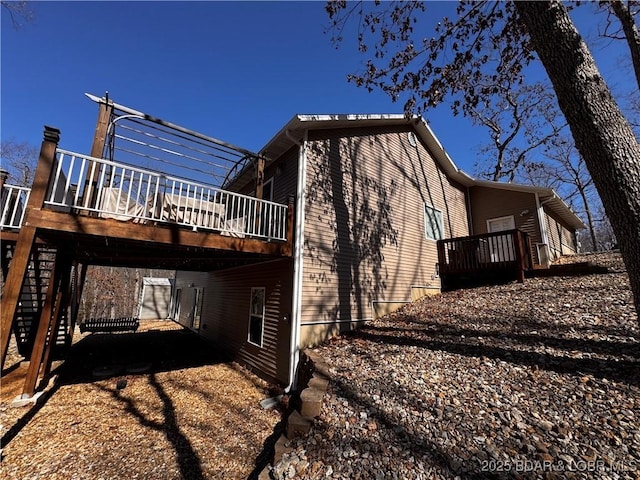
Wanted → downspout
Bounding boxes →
[535,192,551,267]
[466,186,474,235]
[286,128,307,392]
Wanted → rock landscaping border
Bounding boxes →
[265,350,331,479]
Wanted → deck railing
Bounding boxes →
[44,149,289,241]
[0,184,31,230]
[437,229,532,283]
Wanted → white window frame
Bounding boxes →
[486,215,516,262]
[486,215,516,233]
[251,177,273,201]
[424,204,444,241]
[248,287,265,347]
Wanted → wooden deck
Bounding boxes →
[0,97,295,397]
[437,229,533,289]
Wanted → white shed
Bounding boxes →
[138,277,173,320]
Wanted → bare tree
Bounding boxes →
[516,1,640,312]
[471,81,566,181]
[593,204,618,250]
[326,0,640,319]
[599,1,640,90]
[78,266,175,320]
[522,139,601,252]
[1,1,34,28]
[0,140,38,186]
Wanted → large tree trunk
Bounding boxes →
[515,1,640,319]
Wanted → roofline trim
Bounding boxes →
[258,113,585,229]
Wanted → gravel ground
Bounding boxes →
[0,321,282,480]
[273,253,639,480]
[1,254,638,480]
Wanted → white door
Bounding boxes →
[191,287,203,331]
[487,216,516,262]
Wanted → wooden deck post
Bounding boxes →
[73,262,88,330]
[82,98,113,210]
[254,156,265,234]
[514,230,525,283]
[255,157,265,200]
[42,252,73,377]
[286,194,295,256]
[0,168,8,190]
[41,250,74,378]
[0,127,60,370]
[40,291,64,379]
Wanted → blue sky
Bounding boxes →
[1,1,635,175]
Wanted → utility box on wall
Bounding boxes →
[536,243,551,269]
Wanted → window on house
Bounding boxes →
[424,204,444,241]
[248,287,265,347]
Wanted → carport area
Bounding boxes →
[0,320,283,479]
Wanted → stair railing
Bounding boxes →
[0,184,31,229]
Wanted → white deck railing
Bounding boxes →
[0,184,31,230]
[43,149,288,241]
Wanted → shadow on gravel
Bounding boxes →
[505,316,638,339]
[322,375,464,478]
[56,327,231,386]
[0,381,62,452]
[1,361,23,377]
[396,311,639,342]
[351,326,640,386]
[1,326,231,456]
[95,375,206,480]
[365,321,640,360]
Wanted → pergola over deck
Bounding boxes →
[0,95,294,398]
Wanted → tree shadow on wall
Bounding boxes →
[305,135,399,330]
[303,125,479,334]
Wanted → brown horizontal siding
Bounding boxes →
[235,147,299,205]
[299,320,366,349]
[300,125,469,346]
[181,259,292,384]
[545,209,577,259]
[469,186,542,264]
[469,187,540,240]
[546,213,562,260]
[270,147,299,205]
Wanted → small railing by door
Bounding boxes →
[437,229,533,287]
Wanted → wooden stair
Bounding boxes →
[4,244,71,360]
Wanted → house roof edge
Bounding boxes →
[258,115,585,231]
